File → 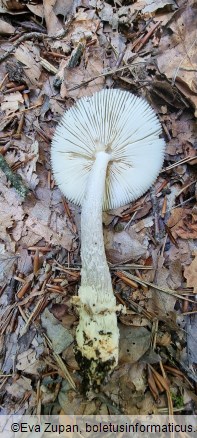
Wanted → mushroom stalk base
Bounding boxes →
[74,151,123,390]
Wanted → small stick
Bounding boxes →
[134,22,160,53]
[17,113,25,135]
[161,156,196,172]
[67,62,148,92]
[3,85,26,94]
[161,195,167,218]
[116,271,138,288]
[42,51,69,59]
[0,73,8,91]
[17,279,32,299]
[28,246,51,252]
[156,179,168,195]
[33,249,40,275]
[6,82,17,88]
[161,121,172,141]
[39,57,58,74]
[67,43,84,68]
[135,269,148,292]
[34,125,51,143]
[147,366,160,400]
[23,92,30,108]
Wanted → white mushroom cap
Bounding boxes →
[51,89,165,210]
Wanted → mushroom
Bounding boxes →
[51,89,165,389]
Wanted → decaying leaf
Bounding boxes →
[119,326,151,364]
[5,376,32,398]
[0,246,17,284]
[16,348,45,375]
[2,0,25,11]
[15,42,41,87]
[1,91,24,115]
[0,18,15,34]
[0,188,24,251]
[61,46,105,99]
[105,229,148,264]
[167,207,197,240]
[157,0,197,115]
[119,312,150,328]
[41,308,73,354]
[184,254,197,293]
[43,0,63,36]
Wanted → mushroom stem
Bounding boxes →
[74,151,122,388]
[81,151,112,292]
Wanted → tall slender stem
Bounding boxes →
[75,151,122,388]
[80,151,113,303]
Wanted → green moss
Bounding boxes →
[171,392,184,409]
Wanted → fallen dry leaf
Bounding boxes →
[61,46,105,99]
[119,312,150,328]
[5,376,32,398]
[119,326,151,364]
[167,207,197,240]
[0,247,17,284]
[16,348,45,375]
[0,185,24,251]
[167,207,190,228]
[2,0,25,11]
[25,213,74,251]
[26,3,44,18]
[41,308,73,354]
[18,140,39,190]
[1,91,24,115]
[104,228,148,263]
[184,254,197,293]
[43,0,63,36]
[157,0,197,115]
[15,42,41,87]
[0,18,15,34]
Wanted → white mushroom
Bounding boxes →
[51,89,165,389]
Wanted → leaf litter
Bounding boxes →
[0,0,196,416]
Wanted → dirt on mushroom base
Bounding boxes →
[75,348,116,394]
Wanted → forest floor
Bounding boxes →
[0,0,196,415]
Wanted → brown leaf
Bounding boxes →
[167,207,189,228]
[61,47,105,99]
[3,0,25,10]
[184,254,197,293]
[26,3,44,18]
[5,376,32,398]
[0,249,17,284]
[15,42,41,87]
[119,326,151,364]
[157,1,197,115]
[1,91,24,115]
[0,18,15,34]
[119,312,150,328]
[105,229,148,263]
[43,0,63,36]
[167,208,197,239]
